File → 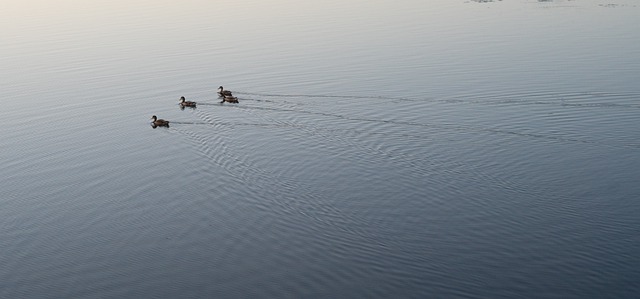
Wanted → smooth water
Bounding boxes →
[1,0,639,298]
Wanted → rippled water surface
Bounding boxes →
[1,0,639,298]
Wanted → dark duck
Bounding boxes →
[150,115,170,127]
[217,86,233,97]
[179,96,197,108]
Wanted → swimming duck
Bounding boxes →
[179,96,197,107]
[150,115,170,127]
[217,86,233,97]
[220,95,239,104]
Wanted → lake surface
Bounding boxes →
[1,0,639,298]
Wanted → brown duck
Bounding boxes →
[150,115,170,127]
[217,86,233,97]
[220,95,239,104]
[179,96,197,107]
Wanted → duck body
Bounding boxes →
[179,96,197,107]
[220,95,239,104]
[150,115,170,127]
[217,86,233,97]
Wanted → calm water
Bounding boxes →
[1,0,639,298]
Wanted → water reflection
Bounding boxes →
[2,0,639,298]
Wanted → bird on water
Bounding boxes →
[220,94,239,104]
[150,115,170,127]
[179,96,197,108]
[217,86,233,97]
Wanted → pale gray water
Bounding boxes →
[1,0,639,298]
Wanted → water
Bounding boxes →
[1,0,639,298]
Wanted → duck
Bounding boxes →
[220,95,239,104]
[150,115,170,127]
[217,86,233,97]
[179,96,197,107]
